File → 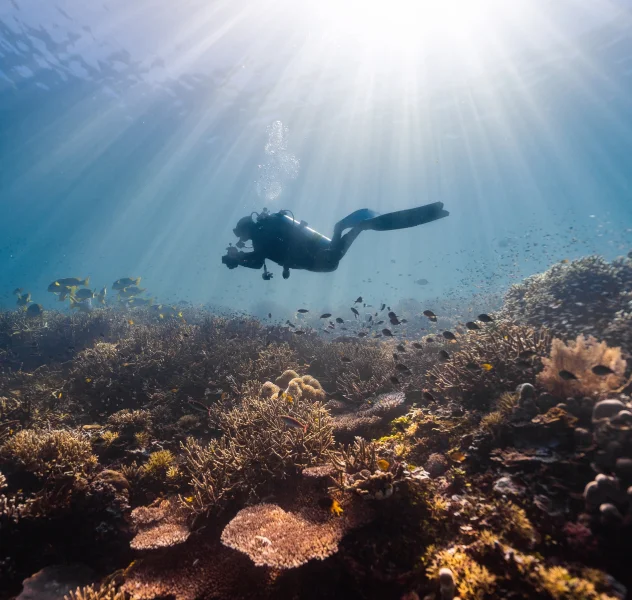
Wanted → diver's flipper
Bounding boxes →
[335,208,380,234]
[360,202,449,232]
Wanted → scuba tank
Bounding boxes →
[277,210,331,246]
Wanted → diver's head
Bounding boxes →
[233,215,255,242]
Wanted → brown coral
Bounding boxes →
[130,497,190,550]
[537,335,628,398]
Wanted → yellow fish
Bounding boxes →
[448,450,467,462]
[113,277,141,291]
[85,378,92,383]
[481,363,493,371]
[377,459,390,471]
[128,320,134,325]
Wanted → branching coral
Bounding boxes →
[332,392,407,442]
[428,322,551,408]
[538,335,628,398]
[181,373,334,514]
[0,428,97,479]
[65,582,127,600]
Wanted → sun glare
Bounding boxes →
[312,0,522,52]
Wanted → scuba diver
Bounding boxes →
[221,202,449,280]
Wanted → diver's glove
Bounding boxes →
[262,263,273,280]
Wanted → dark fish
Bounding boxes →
[382,328,393,337]
[401,319,407,323]
[478,313,494,323]
[396,344,406,352]
[336,317,344,324]
[268,313,272,318]
[558,370,578,381]
[25,303,43,317]
[426,337,435,343]
[518,350,536,359]
[439,350,450,361]
[354,297,363,303]
[358,332,367,337]
[297,309,309,313]
[280,415,307,432]
[442,331,457,341]
[351,307,359,318]
[390,316,401,325]
[423,310,437,321]
[388,311,397,319]
[465,362,479,370]
[516,359,532,369]
[415,278,429,285]
[412,342,423,349]
[465,321,480,331]
[341,356,352,363]
[592,365,615,376]
[395,363,410,372]
[423,391,435,402]
[376,320,384,325]
[390,376,400,385]
[320,313,332,319]
[293,330,305,335]
[380,304,386,311]
[628,251,632,259]
[393,353,399,361]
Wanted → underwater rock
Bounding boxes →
[516,383,535,403]
[592,399,626,422]
[493,476,526,497]
[611,410,632,425]
[615,458,632,482]
[96,469,129,493]
[18,565,95,600]
[425,453,448,479]
[535,392,558,414]
[438,567,456,600]
[573,427,593,448]
[599,502,623,525]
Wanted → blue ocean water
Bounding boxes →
[1,0,631,318]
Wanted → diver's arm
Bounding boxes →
[236,251,265,269]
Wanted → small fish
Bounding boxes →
[412,342,423,349]
[465,362,479,370]
[518,350,536,359]
[481,363,493,371]
[280,415,307,433]
[320,313,332,319]
[12,288,23,295]
[516,359,532,369]
[438,350,450,361]
[448,450,467,463]
[426,337,435,343]
[25,303,43,317]
[396,344,406,352]
[390,376,400,385]
[128,319,134,325]
[559,370,578,381]
[477,313,493,323]
[85,378,92,383]
[96,287,107,305]
[336,317,344,324]
[113,277,141,290]
[358,332,367,337]
[57,277,90,287]
[268,313,272,318]
[171,388,179,393]
[415,278,429,285]
[395,363,410,372]
[380,304,386,311]
[128,297,153,307]
[442,331,456,341]
[377,459,390,471]
[465,321,480,331]
[354,297,363,303]
[393,353,399,361]
[297,309,309,314]
[423,310,437,321]
[351,307,359,318]
[118,286,146,298]
[592,365,615,376]
[73,288,95,301]
[423,391,435,402]
[293,330,305,335]
[16,292,31,307]
[341,356,352,363]
[318,496,343,516]
[382,328,393,337]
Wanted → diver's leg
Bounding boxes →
[332,209,380,242]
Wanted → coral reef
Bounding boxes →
[501,255,632,352]
[1,262,631,600]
